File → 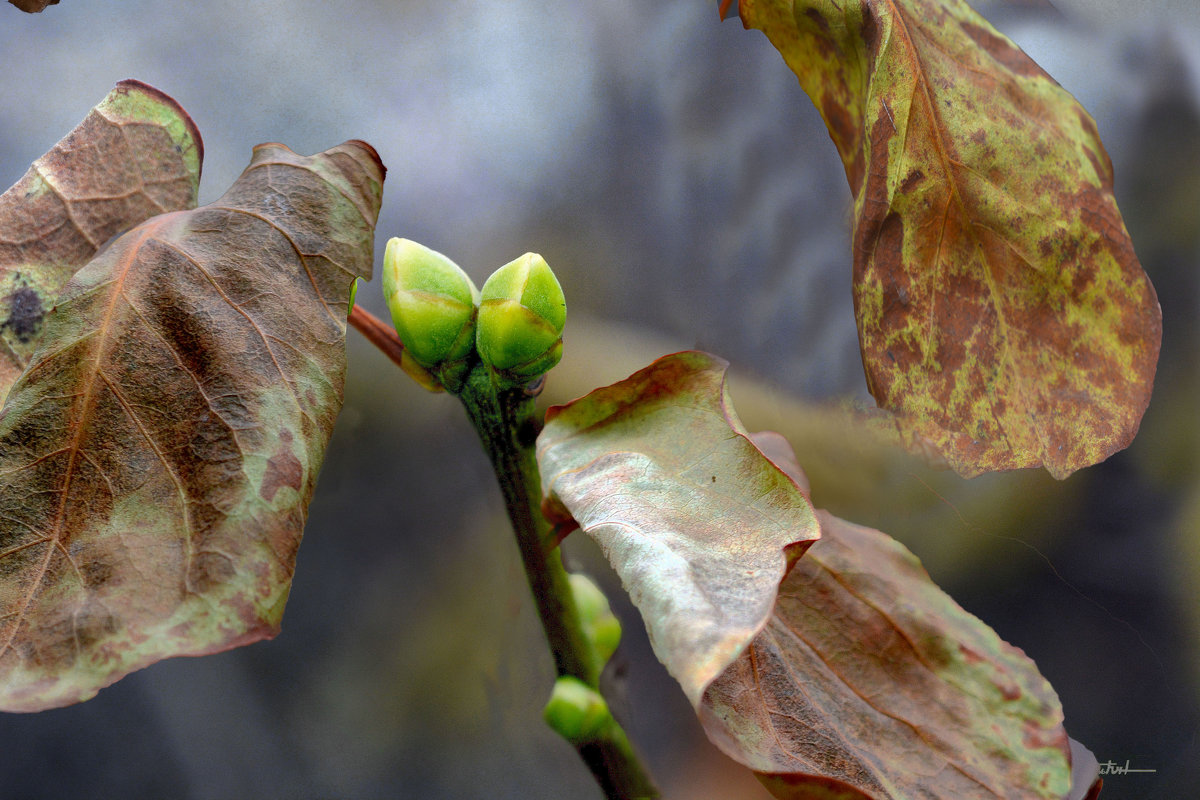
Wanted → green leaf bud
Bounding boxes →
[569,573,621,667]
[382,237,479,391]
[347,277,360,317]
[543,676,612,746]
[476,252,565,384]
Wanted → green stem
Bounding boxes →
[456,367,660,800]
[350,307,658,798]
[457,368,596,683]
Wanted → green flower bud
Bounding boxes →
[543,676,612,746]
[382,237,479,391]
[476,253,565,384]
[570,573,621,667]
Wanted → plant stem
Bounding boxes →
[348,304,407,370]
[458,369,595,682]
[349,307,658,798]
[456,368,660,800]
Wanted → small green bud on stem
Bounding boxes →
[569,573,622,668]
[477,252,566,386]
[382,237,479,392]
[544,676,613,746]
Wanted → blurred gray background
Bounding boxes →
[2,1,1199,798]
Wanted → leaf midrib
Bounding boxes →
[0,213,191,661]
[884,0,1037,458]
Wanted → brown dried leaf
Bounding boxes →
[735,0,1161,478]
[541,351,1082,798]
[702,509,1074,799]
[8,0,58,11]
[0,79,202,406]
[0,140,384,712]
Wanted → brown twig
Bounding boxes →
[348,304,407,370]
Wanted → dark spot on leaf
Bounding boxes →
[959,21,1042,79]
[802,7,830,35]
[795,7,839,62]
[1077,116,1114,190]
[999,681,1022,702]
[2,288,45,343]
[1023,719,1070,752]
[873,211,906,296]
[859,5,879,61]
[152,294,216,381]
[900,169,924,194]
[188,551,236,594]
[82,558,117,589]
[260,448,303,502]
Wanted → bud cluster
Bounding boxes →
[382,238,566,392]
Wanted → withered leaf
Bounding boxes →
[538,351,819,706]
[0,139,384,712]
[541,351,1080,798]
[734,0,1161,478]
[8,0,59,11]
[0,79,202,406]
[702,510,1074,799]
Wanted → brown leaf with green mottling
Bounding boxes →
[8,0,59,11]
[734,0,1161,478]
[702,510,1075,799]
[538,351,820,706]
[0,139,384,712]
[0,79,202,406]
[541,351,1085,798]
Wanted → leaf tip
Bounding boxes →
[342,138,386,180]
[110,78,205,169]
